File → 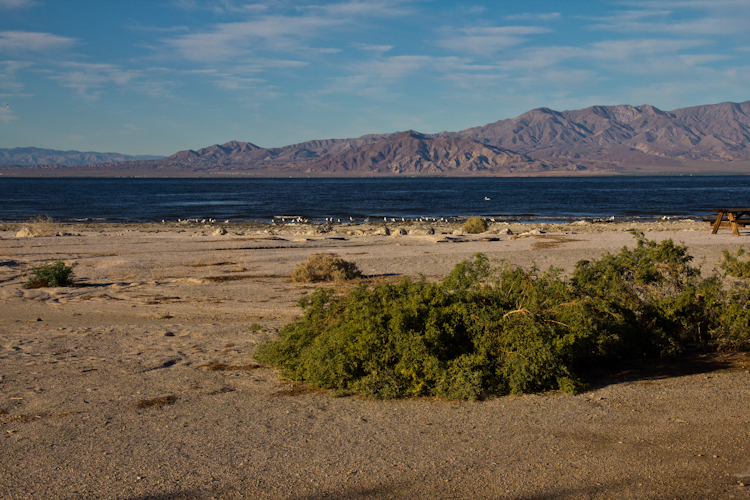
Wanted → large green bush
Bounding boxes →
[256,234,750,400]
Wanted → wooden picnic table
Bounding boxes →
[710,208,750,236]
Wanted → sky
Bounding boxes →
[0,0,749,156]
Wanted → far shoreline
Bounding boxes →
[0,217,715,238]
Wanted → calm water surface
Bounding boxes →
[1,176,749,223]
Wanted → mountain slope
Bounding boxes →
[441,101,750,166]
[0,147,162,166]
[297,130,576,175]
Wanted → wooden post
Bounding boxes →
[712,211,725,234]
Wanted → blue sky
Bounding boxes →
[1,0,749,155]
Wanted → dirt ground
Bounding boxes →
[1,219,749,499]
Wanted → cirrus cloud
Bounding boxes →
[0,31,77,53]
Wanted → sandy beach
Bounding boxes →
[1,218,749,499]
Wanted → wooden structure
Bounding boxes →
[710,208,750,236]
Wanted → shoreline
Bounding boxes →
[0,217,711,237]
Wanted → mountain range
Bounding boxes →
[3,100,750,176]
[0,147,162,166]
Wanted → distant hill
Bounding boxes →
[0,147,162,166]
[2,101,750,176]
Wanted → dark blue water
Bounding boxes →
[1,176,749,223]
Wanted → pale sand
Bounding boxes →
[1,219,749,499]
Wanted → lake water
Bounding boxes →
[1,176,749,223]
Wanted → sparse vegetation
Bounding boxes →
[462,216,488,234]
[129,395,177,409]
[16,215,58,238]
[291,253,362,283]
[24,260,76,288]
[256,233,750,400]
[720,247,750,278]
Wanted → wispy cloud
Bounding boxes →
[299,0,413,18]
[0,104,15,122]
[210,73,264,90]
[128,23,191,33]
[0,31,77,53]
[356,44,394,53]
[325,55,487,100]
[588,13,746,35]
[0,60,33,94]
[162,16,345,62]
[0,0,36,8]
[173,0,269,14]
[590,0,750,34]
[622,0,750,10]
[437,26,551,54]
[48,62,173,99]
[504,12,561,21]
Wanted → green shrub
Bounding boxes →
[24,260,76,288]
[462,216,488,234]
[255,234,750,400]
[291,253,361,283]
[571,231,704,357]
[720,247,750,278]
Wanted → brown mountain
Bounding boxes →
[3,100,750,176]
[155,134,397,171]
[295,130,574,175]
[438,101,750,172]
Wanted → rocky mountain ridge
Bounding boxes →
[436,101,750,166]
[3,100,749,176]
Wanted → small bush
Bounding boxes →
[462,216,488,234]
[24,260,76,288]
[720,247,750,278]
[291,253,361,283]
[17,215,57,238]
